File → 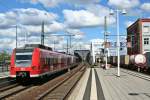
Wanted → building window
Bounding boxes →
[131,36,134,47]
[143,26,149,33]
[144,38,149,45]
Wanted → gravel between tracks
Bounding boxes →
[7,63,84,100]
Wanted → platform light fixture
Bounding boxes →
[109,9,127,77]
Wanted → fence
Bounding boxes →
[0,61,10,72]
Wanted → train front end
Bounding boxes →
[10,48,40,79]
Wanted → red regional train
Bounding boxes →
[10,44,78,80]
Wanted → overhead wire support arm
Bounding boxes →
[107,35,126,36]
[41,21,45,45]
[45,34,75,54]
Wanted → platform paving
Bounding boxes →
[0,71,9,79]
[68,67,150,100]
[68,68,105,100]
[96,67,150,100]
[68,68,91,100]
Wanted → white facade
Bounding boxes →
[91,39,104,64]
[142,22,150,53]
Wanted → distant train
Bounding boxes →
[10,44,78,80]
[107,52,150,72]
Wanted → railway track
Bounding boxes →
[37,64,85,100]
[0,78,16,89]
[0,84,33,99]
[5,63,85,100]
[0,83,19,92]
[121,68,150,81]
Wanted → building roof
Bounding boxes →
[127,18,150,31]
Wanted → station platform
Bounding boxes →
[68,67,150,100]
[0,72,9,79]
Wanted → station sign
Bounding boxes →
[104,42,110,48]
[110,42,127,47]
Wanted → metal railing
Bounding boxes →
[0,61,10,72]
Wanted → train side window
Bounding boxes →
[51,57,53,65]
[48,58,49,65]
[44,58,46,65]
[51,58,53,65]
[49,58,51,65]
[46,57,48,65]
[45,58,47,65]
[47,58,48,65]
[54,57,56,64]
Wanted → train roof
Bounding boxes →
[15,44,52,52]
[24,44,52,51]
[15,44,75,57]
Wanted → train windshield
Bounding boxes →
[15,52,32,67]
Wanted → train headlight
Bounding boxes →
[31,66,36,70]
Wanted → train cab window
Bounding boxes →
[15,52,32,67]
[144,38,149,45]
[16,54,32,60]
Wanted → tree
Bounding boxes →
[0,50,10,63]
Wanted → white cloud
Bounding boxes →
[65,0,99,6]
[90,39,104,43]
[24,35,64,47]
[63,10,100,28]
[0,8,63,38]
[15,8,58,25]
[19,0,100,7]
[0,28,16,38]
[27,36,40,44]
[47,35,64,41]
[0,38,16,49]
[19,0,63,7]
[66,29,84,35]
[63,9,115,28]
[22,21,64,37]
[66,29,85,39]
[0,8,58,29]
[48,21,65,33]
[86,4,110,17]
[72,41,91,50]
[125,21,134,27]
[0,8,63,50]
[37,0,62,8]
[108,0,140,9]
[141,3,150,12]
[0,13,17,29]
[125,9,142,17]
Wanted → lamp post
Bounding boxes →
[104,16,108,69]
[110,9,126,77]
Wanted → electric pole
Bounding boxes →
[41,21,44,45]
[16,25,17,48]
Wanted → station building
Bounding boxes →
[127,18,150,55]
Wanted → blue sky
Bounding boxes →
[0,0,149,52]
